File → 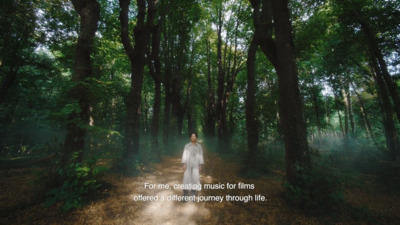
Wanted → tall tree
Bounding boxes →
[62,0,100,166]
[0,0,37,105]
[350,1,400,125]
[245,33,259,166]
[248,0,311,184]
[333,0,400,158]
[162,14,172,150]
[372,61,400,159]
[215,0,226,149]
[119,0,156,168]
[272,0,311,183]
[148,20,163,158]
[214,0,246,152]
[204,37,217,139]
[160,0,201,149]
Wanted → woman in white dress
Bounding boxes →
[181,132,204,198]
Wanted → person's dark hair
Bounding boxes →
[189,132,198,138]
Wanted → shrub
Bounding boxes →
[284,156,344,215]
[44,151,108,211]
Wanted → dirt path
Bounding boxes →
[126,155,212,225]
[2,146,400,224]
[1,149,282,225]
[57,150,287,224]
[67,151,269,225]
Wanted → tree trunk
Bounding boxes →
[170,28,187,139]
[185,45,195,135]
[334,94,345,137]
[255,0,277,68]
[245,35,259,166]
[63,0,100,166]
[340,77,350,148]
[350,79,376,141]
[215,2,243,152]
[272,0,311,185]
[184,74,193,136]
[148,21,162,159]
[163,71,172,150]
[119,0,156,168]
[142,94,149,133]
[352,84,377,145]
[162,26,172,151]
[354,9,400,123]
[0,69,17,105]
[311,86,321,134]
[249,0,311,183]
[171,73,184,136]
[371,59,400,159]
[216,3,227,151]
[205,39,216,138]
[344,77,355,136]
[349,90,355,135]
[222,4,243,152]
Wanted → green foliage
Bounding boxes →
[117,136,165,175]
[284,155,344,215]
[44,151,108,212]
[341,144,400,192]
[51,102,81,122]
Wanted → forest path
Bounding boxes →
[127,154,213,224]
[64,145,288,225]
[3,144,398,224]
[0,144,285,225]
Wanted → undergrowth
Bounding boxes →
[283,155,345,215]
[44,151,108,212]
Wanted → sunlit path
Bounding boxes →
[129,156,211,225]
[64,153,220,225]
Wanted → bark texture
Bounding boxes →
[119,0,156,167]
[63,0,100,166]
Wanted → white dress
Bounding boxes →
[181,142,204,191]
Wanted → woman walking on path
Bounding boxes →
[181,132,204,198]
